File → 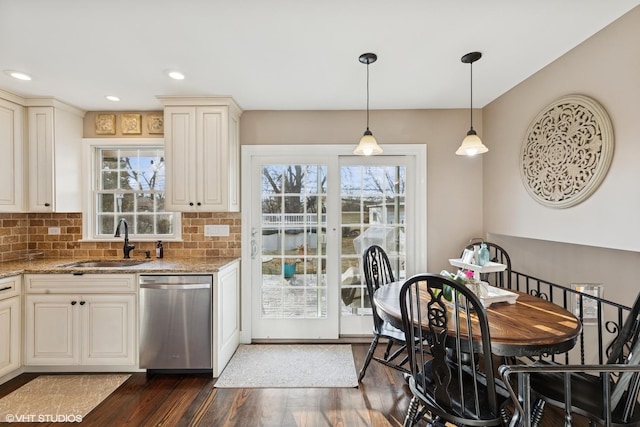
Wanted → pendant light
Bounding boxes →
[456,51,489,156]
[354,52,383,156]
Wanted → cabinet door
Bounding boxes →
[81,294,136,365]
[0,98,25,212]
[164,106,197,210]
[25,295,79,365]
[198,106,227,210]
[227,111,240,211]
[164,103,239,212]
[0,296,20,377]
[28,107,54,211]
[28,105,83,212]
[214,260,240,376]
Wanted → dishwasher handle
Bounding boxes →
[139,283,211,290]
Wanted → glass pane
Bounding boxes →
[305,288,326,318]
[312,196,326,224]
[155,194,165,211]
[137,193,154,212]
[98,215,115,235]
[157,214,173,234]
[136,214,155,234]
[262,165,283,195]
[304,165,327,194]
[362,166,384,196]
[341,197,362,226]
[262,196,280,218]
[101,172,118,190]
[341,166,362,196]
[121,193,135,212]
[120,170,136,190]
[284,195,303,215]
[261,288,283,318]
[283,288,305,318]
[341,229,359,255]
[98,194,114,213]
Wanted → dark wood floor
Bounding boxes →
[0,343,580,427]
[0,343,413,427]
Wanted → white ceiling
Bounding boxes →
[1,0,638,112]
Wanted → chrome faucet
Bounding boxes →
[114,218,135,259]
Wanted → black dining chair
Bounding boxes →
[399,273,511,426]
[358,244,410,381]
[500,291,640,426]
[462,240,512,290]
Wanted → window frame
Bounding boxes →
[82,138,182,242]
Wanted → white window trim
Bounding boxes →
[81,138,182,242]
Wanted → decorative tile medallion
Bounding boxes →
[121,113,142,134]
[147,113,164,134]
[95,114,116,135]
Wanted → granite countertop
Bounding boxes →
[0,257,240,279]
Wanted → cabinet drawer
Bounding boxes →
[25,274,135,293]
[0,275,21,300]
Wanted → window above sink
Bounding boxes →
[82,138,182,242]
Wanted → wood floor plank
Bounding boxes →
[0,343,576,426]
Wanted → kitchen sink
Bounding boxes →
[60,260,149,268]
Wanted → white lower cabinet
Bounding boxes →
[0,275,21,378]
[214,260,240,376]
[24,274,136,367]
[0,297,20,377]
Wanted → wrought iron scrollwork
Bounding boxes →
[530,289,549,300]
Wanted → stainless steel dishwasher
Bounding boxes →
[139,275,212,371]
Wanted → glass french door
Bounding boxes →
[338,157,409,335]
[244,145,424,340]
[251,156,340,339]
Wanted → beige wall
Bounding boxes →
[240,109,485,272]
[483,6,640,252]
[483,6,640,304]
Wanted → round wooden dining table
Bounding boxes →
[373,281,582,357]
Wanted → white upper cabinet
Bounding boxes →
[27,101,85,212]
[0,95,25,212]
[159,97,242,212]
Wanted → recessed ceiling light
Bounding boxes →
[4,70,32,81]
[106,95,120,102]
[166,70,185,80]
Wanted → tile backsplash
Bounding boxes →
[0,212,241,262]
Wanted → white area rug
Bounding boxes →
[215,344,358,388]
[0,374,130,423]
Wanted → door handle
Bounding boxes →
[251,227,258,259]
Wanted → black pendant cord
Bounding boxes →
[358,52,377,137]
[366,61,370,131]
[469,61,474,132]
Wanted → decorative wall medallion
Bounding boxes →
[147,113,164,134]
[520,94,614,208]
[121,113,142,134]
[95,114,116,135]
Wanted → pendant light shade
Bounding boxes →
[456,51,488,156]
[354,52,383,156]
